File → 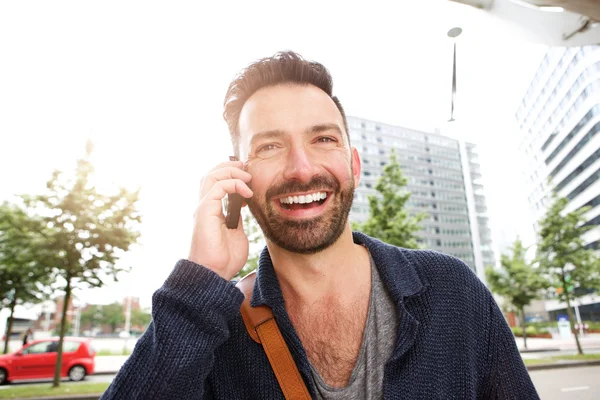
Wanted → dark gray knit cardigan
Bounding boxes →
[101,232,539,399]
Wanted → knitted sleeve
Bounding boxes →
[484,296,540,399]
[100,260,245,400]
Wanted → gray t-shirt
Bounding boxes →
[310,256,398,400]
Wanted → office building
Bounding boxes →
[348,117,495,282]
[516,45,600,321]
[517,46,600,242]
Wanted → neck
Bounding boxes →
[266,225,371,306]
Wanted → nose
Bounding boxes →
[282,144,319,183]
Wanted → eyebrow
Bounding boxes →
[250,123,344,148]
[308,123,343,136]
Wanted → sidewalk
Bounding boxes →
[93,335,600,375]
[94,356,128,375]
[514,333,600,353]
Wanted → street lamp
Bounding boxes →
[447,27,462,122]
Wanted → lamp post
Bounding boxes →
[447,27,462,122]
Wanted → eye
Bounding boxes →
[316,136,336,143]
[256,143,278,153]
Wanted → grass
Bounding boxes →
[523,352,600,366]
[95,349,131,356]
[0,382,109,399]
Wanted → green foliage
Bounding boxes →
[101,302,125,333]
[23,145,142,290]
[0,201,54,353]
[486,237,549,312]
[131,308,152,328]
[536,195,600,354]
[486,237,549,348]
[236,211,265,279]
[511,325,547,336]
[80,303,150,332]
[0,202,54,304]
[17,141,141,386]
[587,321,600,330]
[523,353,600,366]
[528,321,556,330]
[352,150,426,248]
[80,305,103,328]
[0,382,110,398]
[536,196,600,301]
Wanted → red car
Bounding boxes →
[0,337,95,384]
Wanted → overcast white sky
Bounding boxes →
[0,1,548,308]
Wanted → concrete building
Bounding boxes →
[517,45,600,241]
[516,45,600,321]
[348,116,495,282]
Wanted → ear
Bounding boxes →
[351,147,361,189]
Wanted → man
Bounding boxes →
[22,328,33,346]
[101,51,538,399]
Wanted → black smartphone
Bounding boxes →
[225,156,243,229]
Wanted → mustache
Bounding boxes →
[264,175,341,199]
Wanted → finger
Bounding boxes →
[198,179,254,217]
[203,179,253,201]
[200,167,252,198]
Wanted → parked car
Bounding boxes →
[0,337,95,384]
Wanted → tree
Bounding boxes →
[24,141,141,386]
[80,305,103,331]
[0,202,53,353]
[102,303,125,333]
[536,196,600,355]
[235,211,265,279]
[352,150,426,248]
[485,237,549,349]
[131,308,152,329]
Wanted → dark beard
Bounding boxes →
[247,175,355,254]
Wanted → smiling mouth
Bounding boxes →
[277,191,328,211]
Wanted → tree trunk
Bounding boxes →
[2,295,18,354]
[52,276,72,387]
[564,287,584,355]
[520,307,528,350]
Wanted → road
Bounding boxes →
[530,365,600,399]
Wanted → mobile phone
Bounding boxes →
[225,156,243,229]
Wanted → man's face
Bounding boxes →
[238,84,361,254]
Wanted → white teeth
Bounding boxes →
[279,192,328,205]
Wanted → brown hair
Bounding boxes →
[223,51,349,154]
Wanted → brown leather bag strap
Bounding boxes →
[236,271,311,400]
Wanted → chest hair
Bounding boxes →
[287,295,370,388]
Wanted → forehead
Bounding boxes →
[238,84,345,144]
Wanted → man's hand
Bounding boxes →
[188,159,254,280]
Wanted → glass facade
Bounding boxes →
[517,45,600,312]
[517,46,600,241]
[348,117,495,273]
